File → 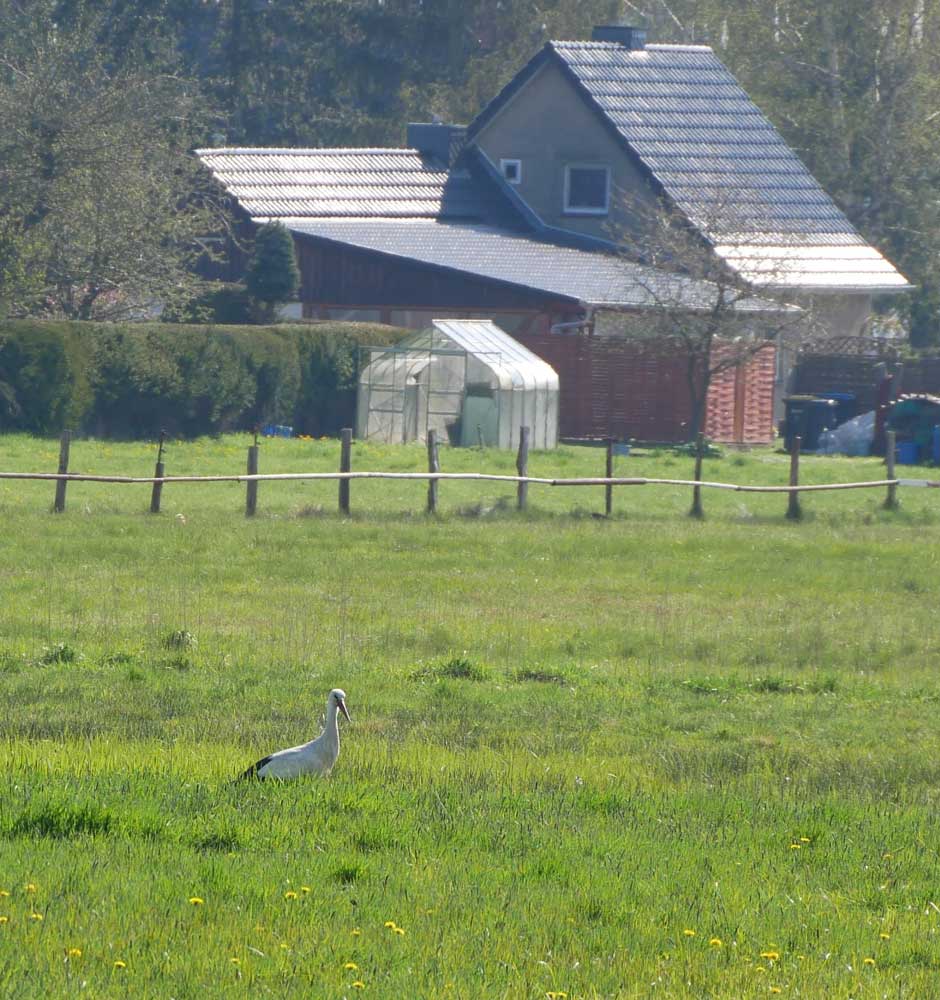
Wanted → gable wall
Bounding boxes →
[472,60,655,241]
[802,293,873,339]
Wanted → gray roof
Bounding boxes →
[279,217,787,313]
[551,43,850,239]
[469,41,909,292]
[195,147,498,220]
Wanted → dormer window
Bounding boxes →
[500,158,522,184]
[564,164,610,215]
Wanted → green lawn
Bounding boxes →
[0,434,938,998]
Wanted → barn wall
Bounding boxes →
[516,333,776,443]
[293,235,581,320]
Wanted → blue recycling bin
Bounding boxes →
[815,392,856,427]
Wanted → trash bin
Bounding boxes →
[783,395,839,451]
[815,392,856,427]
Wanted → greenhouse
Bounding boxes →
[356,319,559,449]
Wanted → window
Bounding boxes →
[500,158,522,184]
[564,164,610,214]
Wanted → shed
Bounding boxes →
[356,319,559,449]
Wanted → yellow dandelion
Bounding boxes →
[189,897,204,906]
[879,932,891,940]
[344,962,359,971]
[67,948,82,958]
[280,942,289,950]
[800,836,811,843]
[301,886,311,894]
[789,843,801,850]
[755,965,766,973]
[760,951,780,961]
[30,912,43,921]
[883,852,893,859]
[769,988,782,995]
[113,960,127,970]
[0,890,9,897]
[384,921,396,929]
[0,916,8,925]
[284,891,298,900]
[546,993,568,999]
[394,926,405,935]
[683,929,696,937]
[863,957,876,966]
[230,957,241,965]
[25,884,37,894]
[352,982,365,990]
[709,938,723,947]
[351,928,361,936]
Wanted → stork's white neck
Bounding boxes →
[322,700,340,744]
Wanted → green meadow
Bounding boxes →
[1,433,939,998]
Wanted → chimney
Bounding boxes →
[406,123,467,166]
[591,25,647,49]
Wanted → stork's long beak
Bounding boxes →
[338,698,351,722]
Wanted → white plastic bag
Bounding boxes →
[816,410,875,456]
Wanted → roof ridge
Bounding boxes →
[196,147,425,156]
[550,39,714,52]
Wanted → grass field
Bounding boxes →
[1,433,939,998]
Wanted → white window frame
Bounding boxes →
[500,158,522,185]
[563,163,611,215]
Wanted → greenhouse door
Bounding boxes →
[460,395,499,447]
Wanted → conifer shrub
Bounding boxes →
[0,319,402,438]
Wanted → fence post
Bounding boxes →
[516,426,530,511]
[786,434,802,520]
[150,430,166,514]
[53,429,71,513]
[339,428,352,515]
[884,429,899,510]
[689,432,704,519]
[246,431,259,517]
[605,438,614,517]
[426,429,440,514]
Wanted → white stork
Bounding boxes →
[237,688,351,781]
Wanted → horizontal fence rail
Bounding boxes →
[4,427,933,519]
[1,470,936,492]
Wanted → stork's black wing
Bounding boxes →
[235,754,272,782]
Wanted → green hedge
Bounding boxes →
[0,320,403,438]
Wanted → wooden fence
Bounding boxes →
[1,428,936,520]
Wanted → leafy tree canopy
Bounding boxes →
[0,0,220,319]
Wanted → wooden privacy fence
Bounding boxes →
[1,428,936,520]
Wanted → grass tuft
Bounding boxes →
[163,629,197,650]
[35,642,81,666]
[411,655,489,682]
[7,800,114,839]
[511,666,569,685]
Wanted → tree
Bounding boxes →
[609,192,819,442]
[0,1,220,320]
[245,221,300,323]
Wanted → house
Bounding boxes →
[465,25,910,336]
[197,24,910,442]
